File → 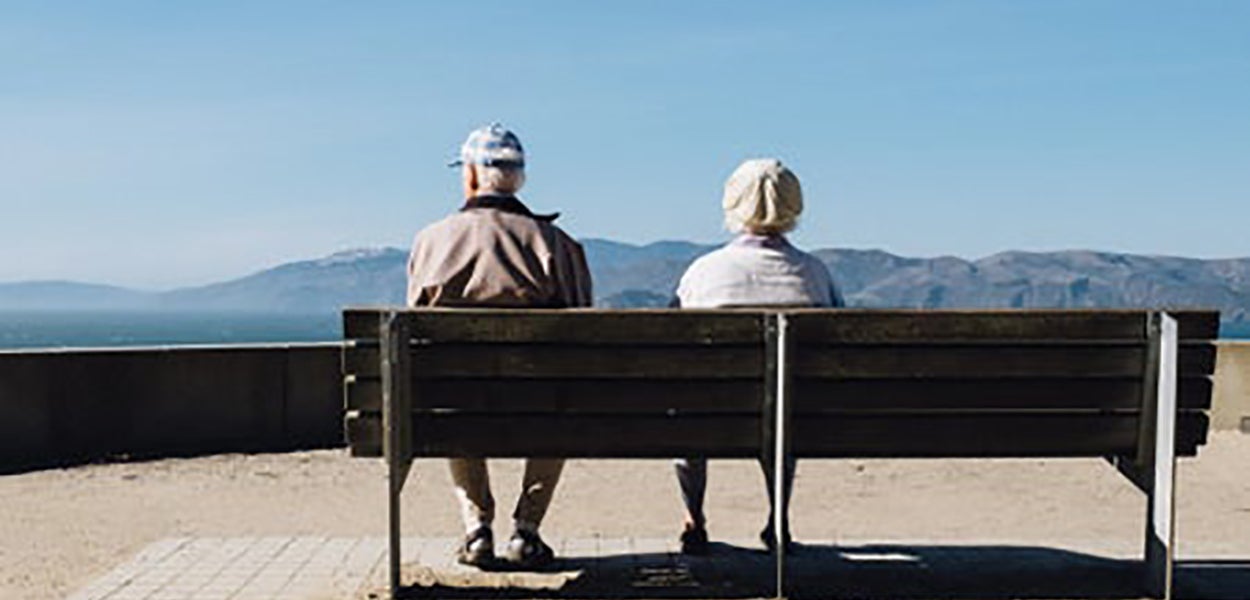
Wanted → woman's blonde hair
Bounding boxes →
[722,158,803,234]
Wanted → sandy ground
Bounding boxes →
[2,433,1249,600]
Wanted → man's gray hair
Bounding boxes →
[474,164,526,194]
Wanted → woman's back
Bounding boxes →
[676,234,840,308]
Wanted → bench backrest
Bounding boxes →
[342,308,1218,461]
[785,310,1215,458]
[345,309,768,458]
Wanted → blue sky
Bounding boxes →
[2,1,1248,289]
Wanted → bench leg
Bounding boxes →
[388,461,405,599]
[386,456,414,598]
[381,313,415,599]
[1143,312,1179,600]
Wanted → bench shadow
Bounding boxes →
[398,543,1250,600]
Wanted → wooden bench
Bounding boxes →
[341,308,1219,599]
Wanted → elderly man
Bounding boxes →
[407,123,592,568]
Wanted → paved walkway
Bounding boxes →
[67,537,385,600]
[68,536,1250,600]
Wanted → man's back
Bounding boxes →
[407,197,592,308]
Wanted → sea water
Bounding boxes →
[1221,320,1250,340]
[0,310,1246,350]
[0,311,340,349]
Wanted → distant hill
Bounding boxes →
[1,239,1246,327]
[581,239,713,305]
[0,281,155,311]
[159,248,408,312]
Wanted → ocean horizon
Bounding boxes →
[0,310,1246,350]
[0,311,341,350]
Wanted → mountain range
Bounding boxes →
[2,240,1247,327]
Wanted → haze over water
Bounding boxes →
[0,311,1245,351]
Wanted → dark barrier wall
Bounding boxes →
[0,343,344,472]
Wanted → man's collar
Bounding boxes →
[462,194,559,222]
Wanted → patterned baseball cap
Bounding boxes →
[447,122,525,169]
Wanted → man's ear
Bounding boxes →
[463,165,479,195]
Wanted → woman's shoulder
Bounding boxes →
[682,243,756,279]
[793,246,833,276]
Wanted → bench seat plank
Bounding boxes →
[346,413,761,458]
[344,412,1206,459]
[792,413,1208,458]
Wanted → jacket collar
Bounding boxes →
[462,194,559,222]
[731,233,791,250]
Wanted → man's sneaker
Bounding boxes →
[503,529,554,569]
[679,526,709,555]
[457,526,494,567]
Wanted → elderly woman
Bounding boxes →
[672,158,843,555]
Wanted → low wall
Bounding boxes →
[0,343,344,472]
[1213,341,1250,433]
[1,340,1246,472]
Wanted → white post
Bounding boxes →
[773,313,790,599]
[1144,312,1178,599]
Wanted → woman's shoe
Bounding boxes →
[759,524,794,553]
[679,526,709,555]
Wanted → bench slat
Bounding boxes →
[345,308,765,344]
[344,376,1213,413]
[346,343,1214,380]
[792,377,1214,411]
[414,344,764,379]
[344,344,763,379]
[344,412,1207,459]
[341,340,379,378]
[344,309,384,340]
[793,344,1215,378]
[787,310,1219,342]
[370,378,761,412]
[792,413,1208,458]
[343,339,1215,380]
[345,413,761,458]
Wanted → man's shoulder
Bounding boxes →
[412,209,501,247]
[413,206,582,251]
[413,210,464,239]
[544,220,582,248]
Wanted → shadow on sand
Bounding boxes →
[398,543,1250,600]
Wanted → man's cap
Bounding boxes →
[448,123,525,169]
